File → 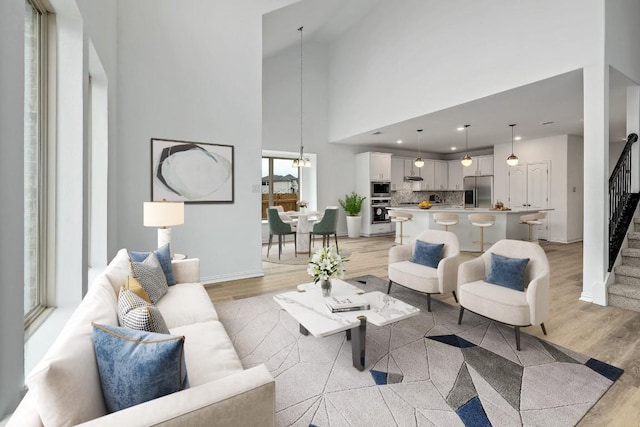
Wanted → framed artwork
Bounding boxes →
[151,138,234,203]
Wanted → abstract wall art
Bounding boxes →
[151,138,234,203]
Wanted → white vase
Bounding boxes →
[346,215,361,238]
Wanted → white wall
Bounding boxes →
[262,40,364,237]
[0,0,26,418]
[567,135,585,242]
[493,135,584,243]
[328,0,601,142]
[113,0,298,283]
[606,0,640,85]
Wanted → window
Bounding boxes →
[261,157,299,219]
[24,0,48,326]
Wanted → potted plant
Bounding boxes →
[339,192,366,238]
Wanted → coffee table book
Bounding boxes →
[325,295,370,313]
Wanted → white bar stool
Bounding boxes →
[520,212,547,242]
[468,214,495,253]
[433,213,459,231]
[389,211,413,245]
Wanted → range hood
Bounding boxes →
[404,176,424,182]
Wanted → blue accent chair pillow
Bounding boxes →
[129,243,176,286]
[410,241,445,268]
[485,253,530,291]
[92,323,188,413]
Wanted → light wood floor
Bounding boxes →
[205,236,640,425]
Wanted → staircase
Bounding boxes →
[609,217,640,312]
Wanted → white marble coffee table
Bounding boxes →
[273,278,419,370]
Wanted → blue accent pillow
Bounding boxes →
[409,241,444,268]
[485,253,530,291]
[129,243,176,285]
[92,323,188,413]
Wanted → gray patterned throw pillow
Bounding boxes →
[130,252,168,304]
[118,287,169,334]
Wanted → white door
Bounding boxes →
[527,162,549,239]
[508,165,527,208]
[434,161,448,190]
[527,163,548,209]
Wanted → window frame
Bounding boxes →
[24,0,50,328]
[261,155,300,219]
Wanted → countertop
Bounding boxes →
[388,206,547,214]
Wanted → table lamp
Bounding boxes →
[143,200,184,257]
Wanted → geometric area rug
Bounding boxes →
[215,275,623,427]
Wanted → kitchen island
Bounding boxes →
[387,206,545,251]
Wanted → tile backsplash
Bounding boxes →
[391,182,464,206]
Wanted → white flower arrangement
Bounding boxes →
[296,200,308,208]
[307,246,348,283]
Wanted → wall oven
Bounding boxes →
[371,181,391,198]
[371,199,390,224]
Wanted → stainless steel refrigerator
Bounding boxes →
[464,176,493,208]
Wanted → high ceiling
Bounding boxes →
[264,0,635,154]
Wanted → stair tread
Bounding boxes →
[621,247,640,257]
[609,283,640,298]
[628,231,640,238]
[614,264,640,277]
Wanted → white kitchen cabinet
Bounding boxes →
[462,155,494,176]
[404,159,420,178]
[448,160,464,190]
[509,161,549,239]
[369,152,391,181]
[391,157,405,191]
[413,160,435,190]
[434,161,448,190]
[477,155,494,175]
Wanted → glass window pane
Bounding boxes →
[24,0,43,320]
[273,159,298,212]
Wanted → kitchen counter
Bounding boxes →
[387,206,548,251]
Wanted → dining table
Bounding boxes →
[286,210,321,254]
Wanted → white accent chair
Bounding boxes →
[457,239,550,350]
[387,230,460,312]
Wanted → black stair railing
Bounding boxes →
[609,132,639,271]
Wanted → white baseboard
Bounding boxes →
[202,269,264,285]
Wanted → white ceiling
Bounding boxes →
[264,1,635,154]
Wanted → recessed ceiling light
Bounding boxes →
[450,147,457,151]
[514,136,522,141]
[396,140,403,144]
[541,121,555,126]
[372,131,382,135]
[456,126,465,131]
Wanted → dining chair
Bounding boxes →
[275,205,296,224]
[309,206,339,253]
[267,207,297,260]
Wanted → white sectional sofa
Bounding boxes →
[8,249,275,427]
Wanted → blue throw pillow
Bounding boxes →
[129,243,176,286]
[485,253,530,291]
[409,241,444,268]
[92,323,188,413]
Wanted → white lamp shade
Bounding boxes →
[506,154,519,166]
[461,155,473,167]
[414,158,425,168]
[144,201,184,227]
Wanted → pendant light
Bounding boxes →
[414,129,425,168]
[292,26,311,168]
[461,124,473,167]
[506,124,519,166]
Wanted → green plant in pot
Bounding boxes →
[339,192,366,238]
